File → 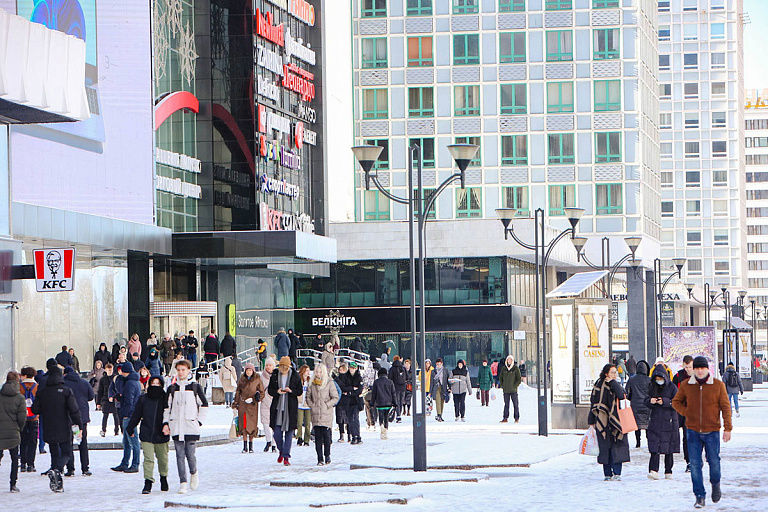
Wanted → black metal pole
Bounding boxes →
[537,208,548,436]
[751,301,756,383]
[414,146,427,472]
[533,210,544,436]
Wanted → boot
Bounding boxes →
[338,433,345,442]
[694,497,705,508]
[263,442,271,452]
[647,471,659,480]
[243,440,249,453]
[10,484,19,493]
[160,476,169,492]
[380,428,388,440]
[142,480,152,494]
[99,430,106,437]
[271,444,277,453]
[712,482,722,503]
[248,441,253,453]
[356,436,363,445]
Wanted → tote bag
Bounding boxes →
[616,399,638,434]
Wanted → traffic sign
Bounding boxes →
[33,248,75,292]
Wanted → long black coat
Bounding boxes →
[644,365,680,455]
[220,335,236,358]
[338,370,363,408]
[126,386,170,444]
[31,373,82,444]
[268,369,302,430]
[625,360,651,429]
[589,379,630,465]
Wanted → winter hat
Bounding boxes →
[132,352,140,357]
[654,357,665,366]
[48,366,62,377]
[348,361,358,369]
[46,358,58,371]
[264,357,276,368]
[278,356,291,368]
[693,356,709,369]
[121,362,134,374]
[64,366,76,375]
[244,362,256,372]
[378,368,388,377]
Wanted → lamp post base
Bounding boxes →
[537,396,548,436]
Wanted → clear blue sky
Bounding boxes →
[745,0,768,89]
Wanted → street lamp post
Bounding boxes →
[686,282,711,327]
[653,258,686,357]
[495,206,584,436]
[352,142,478,472]
[750,299,757,383]
[571,236,643,297]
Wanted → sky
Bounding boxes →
[744,0,768,89]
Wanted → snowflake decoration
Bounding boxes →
[167,0,184,38]
[178,21,198,86]
[152,0,169,86]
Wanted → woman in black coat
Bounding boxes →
[588,364,630,481]
[268,358,302,465]
[643,364,680,479]
[625,360,651,447]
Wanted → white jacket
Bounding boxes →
[163,380,208,441]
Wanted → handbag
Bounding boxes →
[229,416,240,440]
[475,390,480,400]
[616,399,638,434]
[387,406,397,422]
[578,426,599,456]
[406,382,413,392]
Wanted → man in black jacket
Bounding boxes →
[370,368,396,440]
[55,346,73,369]
[220,332,236,358]
[31,367,82,493]
[62,367,94,476]
[388,357,408,423]
[185,331,199,368]
[127,376,170,494]
[288,329,299,364]
[203,330,221,369]
[341,362,364,445]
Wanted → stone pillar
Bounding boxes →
[645,270,657,362]
[128,251,150,343]
[626,267,648,362]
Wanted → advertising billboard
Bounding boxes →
[10,0,154,226]
[551,303,574,404]
[726,332,752,378]
[662,326,717,375]
[577,303,610,404]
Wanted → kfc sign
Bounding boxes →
[259,203,315,233]
[34,248,75,292]
[255,9,284,46]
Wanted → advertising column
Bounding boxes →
[551,303,574,404]
[577,302,610,404]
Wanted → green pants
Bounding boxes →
[296,409,312,444]
[141,441,169,482]
[434,392,445,416]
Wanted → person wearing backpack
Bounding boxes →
[388,356,408,423]
[722,362,743,418]
[19,367,39,473]
[370,368,396,440]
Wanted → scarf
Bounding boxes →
[277,369,292,431]
[590,379,623,442]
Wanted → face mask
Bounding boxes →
[655,379,665,385]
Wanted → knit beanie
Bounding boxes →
[693,356,709,369]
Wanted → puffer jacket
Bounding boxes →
[644,365,680,454]
[0,382,27,450]
[146,352,164,377]
[127,385,170,444]
[625,360,651,430]
[478,364,493,391]
[306,379,339,428]
[449,364,472,395]
[163,380,208,441]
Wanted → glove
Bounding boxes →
[244,398,253,404]
[255,391,261,402]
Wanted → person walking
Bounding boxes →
[478,359,493,407]
[55,346,74,368]
[184,331,199,369]
[275,328,290,361]
[232,363,264,454]
[146,348,164,378]
[127,376,170,494]
[288,329,300,364]
[97,364,119,437]
[131,352,146,373]
[672,356,732,508]
[498,356,522,423]
[160,334,177,375]
[722,362,744,418]
[625,360,651,448]
[0,371,27,493]
[306,363,338,465]
[587,364,630,481]
[19,367,39,473]
[617,358,628,385]
[220,356,238,407]
[94,343,112,368]
[62,366,94,476]
[644,364,680,480]
[295,365,312,447]
[423,359,434,417]
[111,362,142,473]
[88,360,105,396]
[220,332,236,358]
[68,349,81,374]
[32,366,82,493]
[388,356,408,423]
[260,358,276,452]
[402,359,413,417]
[203,330,220,368]
[491,359,499,388]
[370,368,396,440]
[430,358,451,422]
[626,355,638,379]
[449,360,472,422]
[163,359,208,494]
[362,357,378,428]
[321,341,335,373]
[128,334,142,361]
[342,361,363,444]
[334,363,349,441]
[349,336,364,355]
[673,355,694,473]
[268,356,302,466]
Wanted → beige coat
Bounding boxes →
[219,358,238,393]
[259,369,273,426]
[233,374,264,436]
[321,349,335,372]
[306,380,339,428]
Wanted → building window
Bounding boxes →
[686,171,700,187]
[660,113,672,129]
[362,38,387,68]
[683,24,698,41]
[661,201,673,217]
[546,0,572,9]
[684,54,698,69]
[594,29,619,59]
[684,83,699,99]
[682,0,696,10]
[414,187,437,219]
[548,133,575,164]
[408,37,433,67]
[712,140,726,157]
[660,83,671,98]
[500,84,527,114]
[503,186,529,216]
[549,184,575,216]
[500,32,526,63]
[594,80,621,112]
[658,1,670,12]
[661,171,673,186]
[685,200,701,216]
[715,260,729,275]
[593,0,619,7]
[364,190,390,220]
[364,139,389,169]
[687,259,702,275]
[546,31,573,62]
[595,132,621,163]
[684,142,700,158]
[501,135,528,166]
[547,82,574,113]
[454,85,480,116]
[362,89,388,119]
[596,183,623,215]
[685,113,699,129]
[711,23,725,39]
[714,230,728,246]
[711,0,724,9]
[456,188,482,218]
[454,34,480,65]
[362,0,387,17]
[659,25,671,41]
[687,231,702,246]
[453,0,479,14]
[661,143,672,158]
[409,138,435,168]
[407,0,432,16]
[712,112,726,128]
[712,82,726,96]
[499,0,525,11]
[659,55,670,70]
[455,136,481,167]
[713,170,727,186]
[713,199,728,216]
[408,87,434,117]
[711,52,725,69]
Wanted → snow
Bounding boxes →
[4,383,767,511]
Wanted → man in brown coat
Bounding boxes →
[672,356,732,509]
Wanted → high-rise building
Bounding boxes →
[657,0,746,288]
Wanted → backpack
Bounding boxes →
[393,366,407,386]
[333,380,342,406]
[726,370,739,388]
[22,382,36,418]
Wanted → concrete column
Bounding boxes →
[645,270,657,362]
[626,267,648,362]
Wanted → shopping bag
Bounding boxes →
[229,415,240,440]
[578,426,599,456]
[616,399,638,434]
[476,390,480,400]
[490,388,500,401]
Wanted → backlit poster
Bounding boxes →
[578,303,610,404]
[551,303,574,403]
[662,326,717,375]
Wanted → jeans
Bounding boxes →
[602,446,622,477]
[453,392,466,418]
[189,353,198,368]
[141,442,169,482]
[38,421,45,452]
[346,404,360,439]
[503,392,520,421]
[687,430,721,498]
[297,409,312,444]
[650,452,674,474]
[173,439,197,483]
[49,442,73,472]
[274,426,293,459]
[224,392,234,406]
[121,417,140,468]
[728,392,739,412]
[394,390,406,419]
[376,408,390,429]
[102,407,119,433]
[67,423,89,473]
[20,420,38,468]
[313,426,332,463]
[4,447,18,486]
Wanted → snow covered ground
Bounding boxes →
[4,383,766,511]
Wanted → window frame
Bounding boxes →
[454,85,480,116]
[408,87,434,117]
[361,37,387,69]
[456,187,483,218]
[549,184,576,216]
[406,0,432,16]
[547,82,574,113]
[499,32,526,63]
[455,136,481,167]
[453,0,479,14]
[548,133,575,164]
[364,138,389,170]
[453,34,480,65]
[545,0,572,10]
[595,183,623,215]
[364,190,391,221]
[361,0,387,18]
[594,80,621,112]
[409,137,435,168]
[500,83,527,115]
[501,135,528,166]
[546,30,573,62]
[407,36,433,67]
[595,132,621,163]
[503,186,530,216]
[593,28,620,60]
[593,0,619,7]
[362,88,388,119]
[499,0,525,12]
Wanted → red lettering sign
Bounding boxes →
[295,121,304,149]
[255,9,284,46]
[282,65,315,101]
[290,0,315,26]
